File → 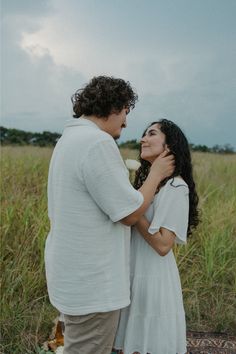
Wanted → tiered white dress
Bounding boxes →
[114,177,189,354]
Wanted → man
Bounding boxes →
[45,76,174,354]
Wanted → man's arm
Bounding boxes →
[120,151,174,226]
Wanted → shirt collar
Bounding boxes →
[65,117,101,130]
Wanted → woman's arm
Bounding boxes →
[135,216,175,256]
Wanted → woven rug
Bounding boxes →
[45,320,236,353]
[186,331,236,353]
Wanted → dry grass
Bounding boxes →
[1,146,236,353]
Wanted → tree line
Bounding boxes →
[119,140,235,154]
[0,126,235,153]
[0,126,61,147]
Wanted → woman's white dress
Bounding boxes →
[114,177,189,354]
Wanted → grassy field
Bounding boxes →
[1,146,236,353]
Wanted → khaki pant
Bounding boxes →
[63,310,120,354]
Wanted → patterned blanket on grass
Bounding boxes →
[45,320,236,354]
[186,331,236,353]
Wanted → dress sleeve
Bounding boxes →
[81,139,144,222]
[148,181,189,244]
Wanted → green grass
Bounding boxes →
[1,147,236,353]
[1,147,57,353]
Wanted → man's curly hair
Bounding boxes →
[71,76,138,118]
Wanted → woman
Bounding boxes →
[114,119,199,354]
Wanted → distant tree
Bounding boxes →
[119,139,140,149]
[191,144,210,152]
[0,127,8,142]
[212,144,221,153]
[0,127,61,146]
[221,144,235,154]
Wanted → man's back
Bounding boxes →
[45,118,143,315]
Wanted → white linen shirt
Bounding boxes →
[45,118,144,315]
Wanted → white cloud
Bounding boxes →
[2,0,236,147]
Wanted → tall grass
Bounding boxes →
[1,147,236,353]
[176,153,236,332]
[1,147,57,354]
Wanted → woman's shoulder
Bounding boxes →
[167,176,188,188]
[159,177,189,196]
[153,177,189,210]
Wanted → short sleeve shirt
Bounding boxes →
[45,118,144,315]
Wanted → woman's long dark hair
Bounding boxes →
[134,119,199,236]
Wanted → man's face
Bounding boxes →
[104,108,128,139]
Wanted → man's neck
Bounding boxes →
[83,115,108,132]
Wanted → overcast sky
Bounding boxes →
[1,0,236,147]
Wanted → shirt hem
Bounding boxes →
[50,298,130,316]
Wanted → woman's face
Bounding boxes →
[140,123,167,163]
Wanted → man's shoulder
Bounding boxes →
[66,124,113,143]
